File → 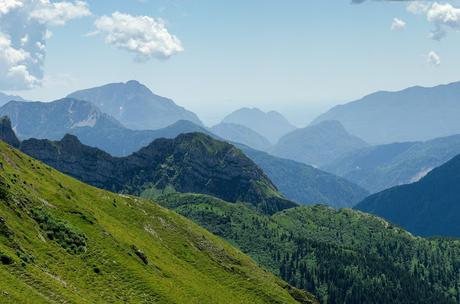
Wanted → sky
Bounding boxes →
[1,0,460,126]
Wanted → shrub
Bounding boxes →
[31,209,87,254]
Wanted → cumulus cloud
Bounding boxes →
[0,0,91,90]
[391,18,406,30]
[0,0,23,14]
[0,32,40,89]
[427,51,441,65]
[406,1,430,14]
[30,0,91,26]
[94,12,184,61]
[407,1,460,40]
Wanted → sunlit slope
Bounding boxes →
[0,141,314,304]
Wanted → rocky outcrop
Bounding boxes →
[8,121,295,214]
[0,116,20,148]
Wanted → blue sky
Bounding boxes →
[3,0,460,125]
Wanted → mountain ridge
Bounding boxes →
[312,80,460,144]
[67,80,203,130]
[356,152,460,237]
[237,143,369,208]
[0,138,314,304]
[10,128,296,215]
[272,120,369,167]
[324,134,460,193]
[222,107,296,143]
[211,122,272,151]
[0,98,212,157]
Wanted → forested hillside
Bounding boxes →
[158,193,460,304]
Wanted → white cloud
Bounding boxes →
[407,1,430,15]
[94,12,184,61]
[408,1,460,40]
[427,51,441,66]
[0,32,40,89]
[0,0,91,90]
[391,18,406,31]
[0,0,23,15]
[30,0,91,26]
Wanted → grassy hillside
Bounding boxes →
[158,193,460,304]
[0,140,315,304]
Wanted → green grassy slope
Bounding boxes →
[0,141,316,304]
[158,193,460,304]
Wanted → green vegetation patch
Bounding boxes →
[31,208,87,254]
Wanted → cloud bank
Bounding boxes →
[94,12,184,61]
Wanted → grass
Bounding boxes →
[0,141,314,304]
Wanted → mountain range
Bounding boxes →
[10,127,296,215]
[237,144,369,208]
[312,80,460,144]
[222,107,296,143]
[68,80,203,130]
[0,98,211,157]
[0,114,368,209]
[324,134,460,193]
[211,122,272,151]
[0,92,24,106]
[0,138,314,304]
[2,112,460,302]
[356,152,460,237]
[271,120,369,167]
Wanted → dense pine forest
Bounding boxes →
[158,193,460,304]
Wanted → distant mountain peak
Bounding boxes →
[272,120,368,167]
[0,92,25,107]
[68,81,203,130]
[61,133,82,144]
[125,79,142,86]
[211,122,271,151]
[312,80,460,144]
[222,107,295,143]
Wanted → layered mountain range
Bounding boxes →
[0,98,211,157]
[3,78,460,303]
[0,115,368,209]
[222,107,296,143]
[67,80,202,130]
[0,119,295,215]
[324,134,460,193]
[0,92,24,105]
[312,80,460,144]
[356,152,460,237]
[271,120,369,167]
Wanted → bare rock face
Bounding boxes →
[0,116,20,148]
